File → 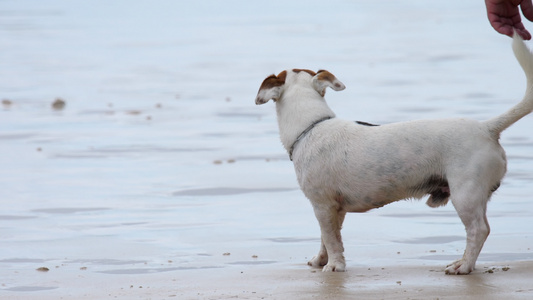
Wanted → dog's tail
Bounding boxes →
[484,33,533,136]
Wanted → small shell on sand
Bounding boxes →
[2,99,12,107]
[52,98,66,110]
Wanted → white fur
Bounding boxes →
[255,34,533,274]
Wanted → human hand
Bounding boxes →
[486,0,533,39]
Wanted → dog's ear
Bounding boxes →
[312,70,346,97]
[255,71,287,105]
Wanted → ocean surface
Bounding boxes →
[1,0,532,296]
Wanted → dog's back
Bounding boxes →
[293,117,505,212]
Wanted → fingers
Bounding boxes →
[519,0,533,39]
[485,0,532,40]
[489,22,531,40]
[515,27,532,40]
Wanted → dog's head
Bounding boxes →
[255,69,345,105]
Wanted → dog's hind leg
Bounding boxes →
[309,205,346,272]
[445,187,491,275]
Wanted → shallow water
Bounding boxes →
[1,0,533,296]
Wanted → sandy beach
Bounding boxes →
[4,260,533,299]
[1,0,533,299]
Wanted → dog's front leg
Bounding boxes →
[307,212,347,268]
[307,238,328,268]
[310,205,346,272]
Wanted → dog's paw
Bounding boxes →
[445,260,473,275]
[308,255,328,268]
[322,261,346,272]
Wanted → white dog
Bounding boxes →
[255,34,533,275]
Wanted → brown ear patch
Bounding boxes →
[293,69,316,77]
[276,70,287,83]
[258,70,287,91]
[316,70,335,82]
[316,70,343,89]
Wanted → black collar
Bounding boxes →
[288,116,333,161]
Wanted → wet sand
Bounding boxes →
[1,188,532,299]
[3,260,533,299]
[1,0,533,299]
[173,262,533,300]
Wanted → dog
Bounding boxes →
[254,34,533,275]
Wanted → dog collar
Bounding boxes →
[288,116,333,161]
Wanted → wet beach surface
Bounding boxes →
[1,0,533,299]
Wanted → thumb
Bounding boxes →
[521,0,533,21]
